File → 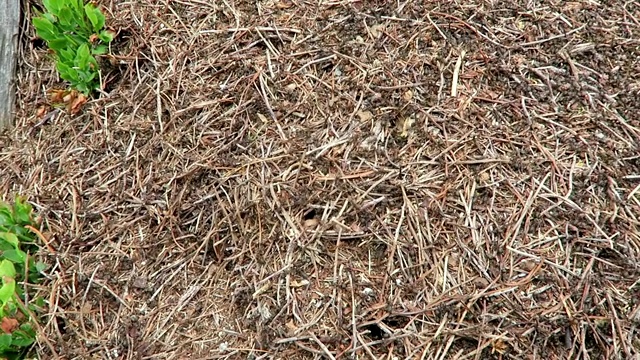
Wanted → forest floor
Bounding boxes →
[1,0,640,359]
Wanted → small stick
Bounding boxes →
[349,274,358,354]
[310,333,337,360]
[559,50,580,81]
[200,26,301,34]
[316,170,375,181]
[294,55,337,74]
[451,49,466,97]
[25,225,57,253]
[520,24,586,47]
[371,82,426,90]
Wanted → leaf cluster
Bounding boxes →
[0,199,47,359]
[32,0,114,94]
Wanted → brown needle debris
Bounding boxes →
[2,1,639,359]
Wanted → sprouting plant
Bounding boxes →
[0,198,47,359]
[32,0,115,95]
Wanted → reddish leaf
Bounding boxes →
[1,317,19,334]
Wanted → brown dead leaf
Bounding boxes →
[520,260,537,272]
[1,317,19,334]
[285,83,297,92]
[491,339,509,354]
[478,171,490,182]
[303,218,319,229]
[257,113,269,122]
[48,89,67,103]
[81,302,92,314]
[290,279,309,287]
[63,93,73,103]
[563,2,585,11]
[252,282,271,299]
[474,277,490,288]
[285,319,298,333]
[398,116,415,137]
[448,253,459,268]
[370,24,385,39]
[36,106,47,118]
[69,92,87,114]
[276,0,294,9]
[461,70,483,79]
[132,276,148,289]
[357,110,373,122]
[403,90,413,101]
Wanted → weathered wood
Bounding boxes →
[0,1,20,129]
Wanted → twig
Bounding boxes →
[451,49,466,97]
[520,24,586,47]
[200,26,302,34]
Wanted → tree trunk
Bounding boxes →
[0,1,20,129]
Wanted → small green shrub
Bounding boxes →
[32,0,115,95]
[0,198,47,359]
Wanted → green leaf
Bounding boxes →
[56,7,74,27]
[60,0,80,18]
[20,323,36,334]
[32,17,57,42]
[84,4,106,32]
[0,243,12,253]
[12,198,33,225]
[0,260,16,279]
[64,34,84,49]
[2,250,26,264]
[59,47,77,63]
[42,0,61,15]
[75,43,92,70]
[75,85,87,94]
[35,262,47,274]
[47,38,67,54]
[0,279,16,304]
[92,45,108,55]
[43,12,58,24]
[57,61,79,81]
[85,71,96,83]
[32,16,54,33]
[98,30,115,44]
[84,5,99,29]
[0,233,19,249]
[28,261,46,284]
[78,42,91,58]
[77,69,92,81]
[4,302,17,317]
[0,207,12,224]
[0,333,11,351]
[11,328,36,347]
[29,272,43,285]
[72,0,86,15]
